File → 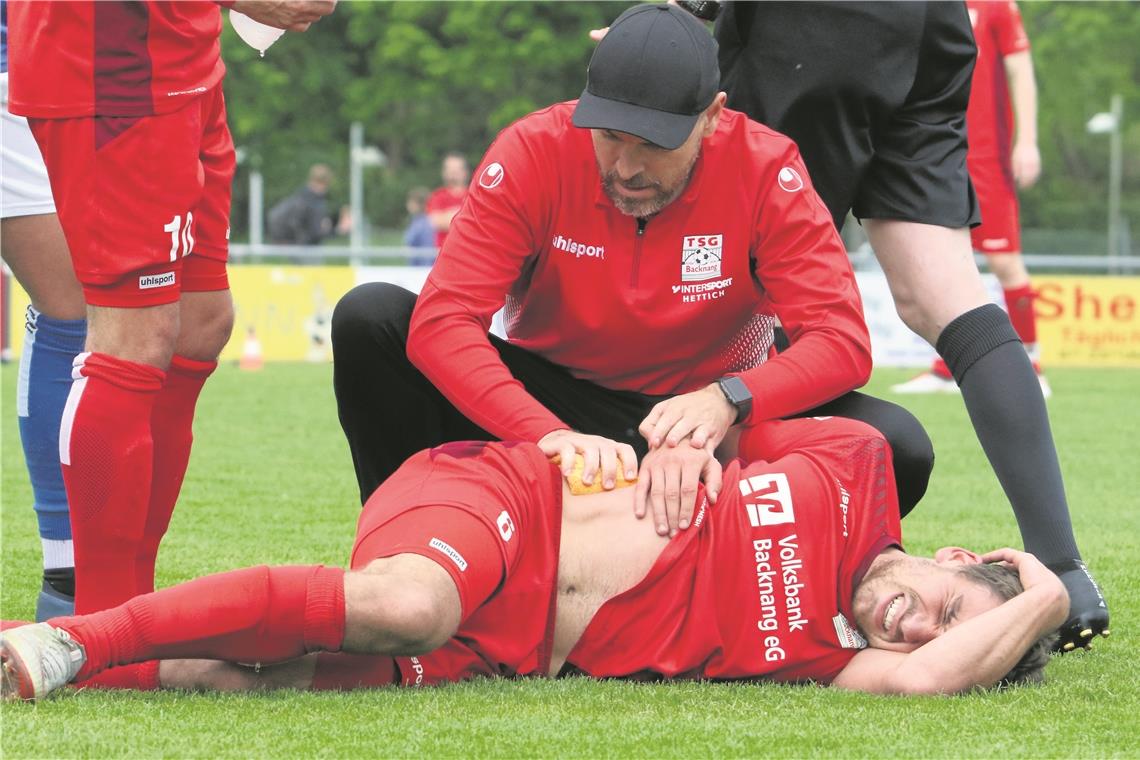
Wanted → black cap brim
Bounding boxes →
[572,88,699,151]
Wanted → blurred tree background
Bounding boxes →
[221,0,1139,252]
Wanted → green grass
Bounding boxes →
[3,364,1139,758]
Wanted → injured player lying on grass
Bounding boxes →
[2,417,1066,700]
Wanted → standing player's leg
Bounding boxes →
[865,219,1106,649]
[136,86,236,594]
[985,251,1044,393]
[1,85,88,621]
[892,159,1047,397]
[28,97,214,613]
[2,222,86,620]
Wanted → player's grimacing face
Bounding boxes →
[851,551,1005,653]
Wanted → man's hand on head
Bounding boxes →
[538,429,638,492]
[230,0,337,32]
[639,384,738,452]
[1047,560,1110,653]
[634,443,722,539]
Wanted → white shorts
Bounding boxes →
[1,73,57,219]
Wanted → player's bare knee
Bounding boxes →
[87,303,181,368]
[384,583,458,652]
[345,559,460,654]
[176,291,235,360]
[891,294,939,346]
[198,297,235,356]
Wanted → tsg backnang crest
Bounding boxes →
[681,234,723,282]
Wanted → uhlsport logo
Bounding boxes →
[552,234,605,259]
[138,271,176,290]
[777,167,804,193]
[681,234,723,281]
[428,538,467,571]
[479,162,505,189]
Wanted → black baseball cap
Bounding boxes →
[572,3,719,151]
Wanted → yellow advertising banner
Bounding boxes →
[1,265,356,363]
[222,266,355,363]
[1035,276,1140,367]
[3,269,1138,366]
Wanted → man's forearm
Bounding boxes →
[736,327,871,423]
[1004,51,1038,147]
[889,583,1065,694]
[408,280,567,442]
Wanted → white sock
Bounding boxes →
[42,539,74,571]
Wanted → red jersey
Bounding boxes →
[567,417,899,684]
[355,441,564,686]
[965,0,1030,165]
[385,418,899,687]
[6,0,228,118]
[425,186,467,248]
[410,103,871,443]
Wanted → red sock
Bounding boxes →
[61,352,165,613]
[53,564,345,681]
[1003,284,1037,345]
[72,662,161,691]
[931,357,953,380]
[137,355,217,595]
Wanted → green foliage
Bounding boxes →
[2,365,1140,757]
[219,2,1140,242]
[1018,2,1140,233]
[223,1,613,231]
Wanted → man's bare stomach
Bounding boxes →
[548,481,671,675]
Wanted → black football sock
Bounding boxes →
[43,566,76,598]
[936,304,1080,564]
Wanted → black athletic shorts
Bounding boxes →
[716,1,982,231]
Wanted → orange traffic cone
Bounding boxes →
[239,326,264,371]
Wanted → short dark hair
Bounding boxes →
[958,563,1057,687]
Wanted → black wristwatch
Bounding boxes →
[676,0,722,22]
[716,376,753,425]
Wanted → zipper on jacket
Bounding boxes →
[629,217,647,287]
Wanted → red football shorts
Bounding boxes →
[352,506,506,620]
[968,156,1021,255]
[349,441,563,687]
[29,84,234,307]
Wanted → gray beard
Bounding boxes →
[599,150,700,218]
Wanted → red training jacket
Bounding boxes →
[410,102,870,443]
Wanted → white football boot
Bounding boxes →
[1,623,86,701]
[890,372,960,394]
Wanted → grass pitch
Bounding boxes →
[2,364,1138,758]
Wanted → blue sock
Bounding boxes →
[16,305,87,558]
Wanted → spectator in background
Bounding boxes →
[403,186,436,266]
[893,0,1047,397]
[425,151,470,249]
[268,163,336,245]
